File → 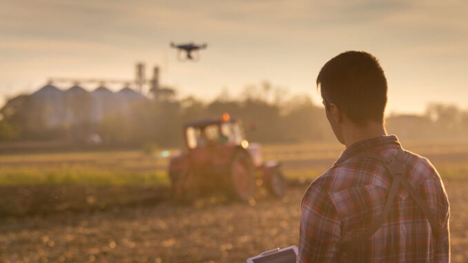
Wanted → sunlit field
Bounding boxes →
[1,140,468,262]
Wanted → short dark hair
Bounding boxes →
[317,51,387,125]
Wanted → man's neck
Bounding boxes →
[342,121,387,148]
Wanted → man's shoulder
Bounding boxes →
[307,164,364,195]
[402,150,448,197]
[308,148,441,194]
[406,150,437,171]
[310,151,385,187]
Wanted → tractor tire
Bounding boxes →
[171,168,199,205]
[265,169,286,198]
[227,150,256,201]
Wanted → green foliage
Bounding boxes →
[0,119,19,141]
[4,82,468,147]
[0,167,169,186]
[283,169,322,182]
[437,166,468,181]
[142,143,159,155]
[387,103,468,141]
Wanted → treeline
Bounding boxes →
[1,82,468,148]
[386,103,468,141]
[90,82,334,147]
[0,82,331,147]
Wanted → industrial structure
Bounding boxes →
[29,83,146,129]
[11,63,175,143]
[48,62,164,96]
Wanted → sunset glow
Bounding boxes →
[1,0,468,114]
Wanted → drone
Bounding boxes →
[170,42,207,62]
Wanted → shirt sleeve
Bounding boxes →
[435,213,450,263]
[298,184,341,263]
[434,179,450,263]
[430,164,451,263]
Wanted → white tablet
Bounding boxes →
[246,246,298,263]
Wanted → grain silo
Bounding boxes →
[64,84,91,126]
[29,83,65,128]
[90,85,116,122]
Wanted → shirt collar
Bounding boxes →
[334,135,401,166]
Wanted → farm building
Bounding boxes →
[17,83,147,142]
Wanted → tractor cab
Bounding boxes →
[183,114,252,170]
[168,114,285,204]
[184,114,248,150]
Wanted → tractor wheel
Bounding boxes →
[265,169,286,198]
[227,150,256,201]
[172,168,199,205]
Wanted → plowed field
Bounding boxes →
[0,180,466,263]
[1,141,468,262]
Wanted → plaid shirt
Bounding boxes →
[298,135,450,263]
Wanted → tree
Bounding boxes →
[0,94,29,140]
[425,103,464,138]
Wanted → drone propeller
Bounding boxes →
[176,50,201,62]
[177,50,188,62]
[191,50,200,62]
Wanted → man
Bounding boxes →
[298,51,450,262]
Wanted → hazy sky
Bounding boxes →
[1,0,468,114]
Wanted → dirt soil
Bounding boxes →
[0,185,170,217]
[0,180,466,263]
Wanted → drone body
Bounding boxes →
[170,42,207,61]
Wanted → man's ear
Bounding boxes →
[329,103,342,123]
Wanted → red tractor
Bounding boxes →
[168,114,286,203]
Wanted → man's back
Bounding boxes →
[298,135,450,262]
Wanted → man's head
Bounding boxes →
[317,51,388,144]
